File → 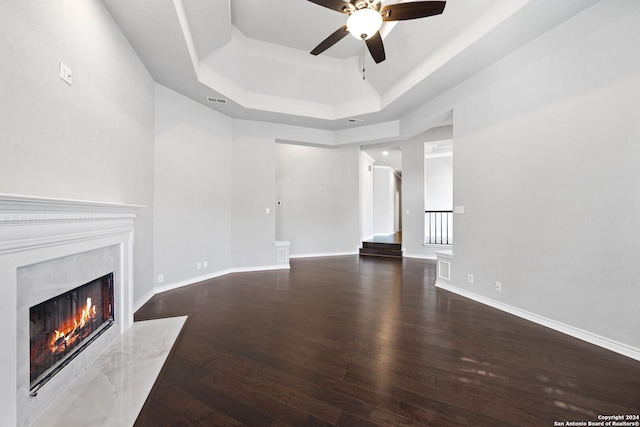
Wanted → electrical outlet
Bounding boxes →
[158,274,164,283]
[203,261,208,268]
[467,274,474,284]
[495,281,502,292]
[197,262,202,270]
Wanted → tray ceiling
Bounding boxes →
[102,0,599,142]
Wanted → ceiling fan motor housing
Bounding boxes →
[353,0,381,12]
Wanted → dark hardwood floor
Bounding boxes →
[134,256,640,426]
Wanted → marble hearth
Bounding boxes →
[0,193,144,427]
[30,315,187,427]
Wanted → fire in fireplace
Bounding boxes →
[29,272,115,392]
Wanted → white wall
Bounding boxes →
[275,144,360,256]
[425,154,453,211]
[154,85,232,286]
[451,1,640,351]
[359,152,375,241]
[373,166,397,235]
[231,136,277,268]
[0,1,155,304]
[401,126,454,258]
[154,86,281,287]
[394,174,401,232]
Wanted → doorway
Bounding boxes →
[361,145,402,246]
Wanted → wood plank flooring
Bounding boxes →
[134,256,640,426]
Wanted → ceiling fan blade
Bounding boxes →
[381,1,446,21]
[311,25,349,56]
[365,32,386,64]
[307,0,353,14]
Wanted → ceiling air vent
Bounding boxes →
[206,96,227,104]
[347,118,364,124]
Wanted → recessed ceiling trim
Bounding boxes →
[198,52,382,120]
[104,0,601,136]
[173,0,200,73]
[381,0,531,108]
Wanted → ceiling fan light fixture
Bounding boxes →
[347,8,382,40]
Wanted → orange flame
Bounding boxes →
[50,297,97,354]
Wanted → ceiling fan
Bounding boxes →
[308,0,446,64]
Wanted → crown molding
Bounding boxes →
[0,193,145,222]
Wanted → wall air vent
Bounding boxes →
[206,96,227,104]
[347,118,364,124]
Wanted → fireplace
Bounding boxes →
[29,272,115,393]
[0,193,142,427]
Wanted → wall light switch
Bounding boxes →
[266,208,270,214]
[454,206,465,214]
[59,62,72,85]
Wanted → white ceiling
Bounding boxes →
[101,0,599,140]
[364,138,452,174]
[365,145,403,174]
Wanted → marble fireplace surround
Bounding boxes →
[0,193,144,427]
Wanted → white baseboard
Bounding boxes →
[404,253,437,260]
[435,281,640,362]
[290,251,358,259]
[154,269,234,295]
[133,289,155,312]
[136,264,291,310]
[229,264,290,273]
[424,244,453,249]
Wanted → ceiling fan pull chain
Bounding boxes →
[362,43,366,80]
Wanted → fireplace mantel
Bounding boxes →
[0,193,145,427]
[0,193,145,221]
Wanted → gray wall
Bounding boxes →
[276,144,360,256]
[451,2,640,349]
[0,1,155,303]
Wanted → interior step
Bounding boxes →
[359,241,403,258]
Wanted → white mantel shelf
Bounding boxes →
[0,193,145,222]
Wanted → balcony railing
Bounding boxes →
[425,210,453,245]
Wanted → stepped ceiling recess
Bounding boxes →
[102,0,598,144]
